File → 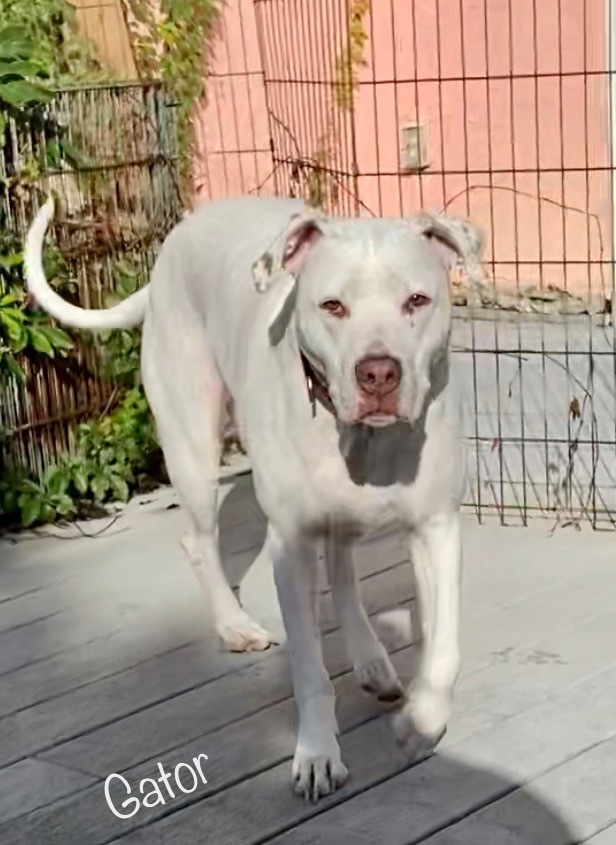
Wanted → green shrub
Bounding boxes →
[0,388,162,527]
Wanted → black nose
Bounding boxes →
[355,356,402,395]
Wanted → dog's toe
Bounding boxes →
[292,751,348,803]
[356,650,404,702]
[392,683,450,760]
[392,710,446,761]
[217,613,277,653]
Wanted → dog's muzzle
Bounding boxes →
[353,355,402,425]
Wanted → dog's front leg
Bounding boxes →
[270,532,348,801]
[394,512,461,758]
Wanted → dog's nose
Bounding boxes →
[355,356,401,395]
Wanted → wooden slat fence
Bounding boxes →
[0,82,182,479]
[69,0,139,80]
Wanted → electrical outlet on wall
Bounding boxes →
[400,122,429,172]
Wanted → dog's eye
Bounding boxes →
[403,293,432,313]
[319,299,348,318]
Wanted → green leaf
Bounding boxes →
[90,474,109,502]
[37,325,74,351]
[0,253,22,270]
[109,474,130,503]
[0,60,41,79]
[59,138,91,169]
[2,356,25,383]
[0,30,34,61]
[45,140,62,169]
[54,494,75,517]
[28,327,54,355]
[100,447,115,464]
[44,465,69,497]
[41,503,57,523]
[0,79,51,107]
[19,494,42,527]
[102,294,121,311]
[1,487,17,514]
[0,310,26,342]
[72,467,89,496]
[11,331,28,353]
[19,478,42,494]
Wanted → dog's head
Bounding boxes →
[254,210,484,428]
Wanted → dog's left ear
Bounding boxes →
[253,211,327,346]
[413,213,486,285]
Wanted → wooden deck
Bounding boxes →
[1,473,615,844]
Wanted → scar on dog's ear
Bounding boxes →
[253,212,327,346]
[252,212,326,293]
[414,213,487,285]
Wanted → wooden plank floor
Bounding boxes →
[1,473,615,844]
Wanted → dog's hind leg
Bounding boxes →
[142,315,275,653]
[325,536,403,702]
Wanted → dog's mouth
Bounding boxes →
[359,412,399,428]
[301,353,409,429]
[352,391,403,428]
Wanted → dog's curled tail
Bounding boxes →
[25,197,149,331]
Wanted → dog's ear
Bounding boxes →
[413,213,486,284]
[252,212,326,291]
[253,213,327,346]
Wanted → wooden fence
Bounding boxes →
[0,82,182,479]
[69,0,139,80]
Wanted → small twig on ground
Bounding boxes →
[35,512,125,540]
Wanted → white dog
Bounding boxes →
[26,196,483,801]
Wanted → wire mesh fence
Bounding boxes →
[0,81,181,479]
[2,2,614,529]
[201,0,616,527]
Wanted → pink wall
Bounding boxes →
[193,0,273,201]
[196,0,611,299]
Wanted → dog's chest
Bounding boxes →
[298,414,457,533]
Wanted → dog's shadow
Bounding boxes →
[217,471,286,634]
[283,747,581,844]
[218,471,268,590]
[216,470,420,647]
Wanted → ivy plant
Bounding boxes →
[125,0,220,200]
[98,257,146,384]
[0,238,74,386]
[0,24,52,141]
[0,0,104,84]
[0,387,162,527]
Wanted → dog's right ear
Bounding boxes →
[252,212,326,292]
[253,212,326,346]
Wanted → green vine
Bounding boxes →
[124,0,220,202]
[0,0,106,84]
[295,0,369,212]
[334,0,369,113]
[0,24,76,384]
[301,145,339,212]
[0,240,74,385]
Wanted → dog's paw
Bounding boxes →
[216,612,277,653]
[392,682,451,760]
[292,747,349,803]
[356,649,404,702]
